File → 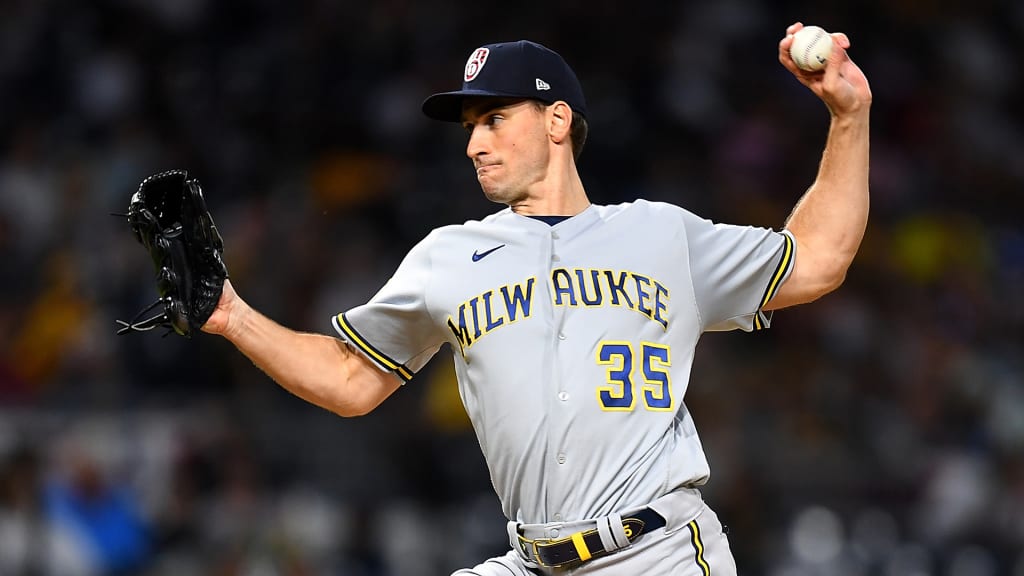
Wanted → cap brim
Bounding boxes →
[422,89,534,122]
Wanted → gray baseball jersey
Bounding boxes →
[333,200,794,524]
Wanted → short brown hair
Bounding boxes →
[532,101,589,161]
[569,111,588,161]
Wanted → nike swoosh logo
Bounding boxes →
[472,244,506,262]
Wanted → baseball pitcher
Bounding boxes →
[126,22,871,575]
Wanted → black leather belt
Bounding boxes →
[516,508,666,569]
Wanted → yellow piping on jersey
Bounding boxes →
[336,314,413,381]
[754,233,795,331]
[760,233,795,309]
[688,520,711,575]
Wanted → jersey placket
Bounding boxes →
[546,223,577,525]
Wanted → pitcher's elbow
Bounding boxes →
[332,398,377,418]
[818,263,850,297]
[332,405,363,418]
[320,387,375,418]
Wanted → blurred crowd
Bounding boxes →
[1,0,1023,574]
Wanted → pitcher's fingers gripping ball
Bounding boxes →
[116,170,228,337]
[789,25,833,71]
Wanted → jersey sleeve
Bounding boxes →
[331,232,445,383]
[681,210,796,332]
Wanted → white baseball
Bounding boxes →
[789,25,833,72]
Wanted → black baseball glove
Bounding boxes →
[117,170,228,337]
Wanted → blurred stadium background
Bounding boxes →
[1,0,1022,574]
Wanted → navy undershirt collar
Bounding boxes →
[529,215,571,226]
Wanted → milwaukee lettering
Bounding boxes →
[447,269,670,354]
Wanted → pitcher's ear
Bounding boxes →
[548,100,573,144]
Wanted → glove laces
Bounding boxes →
[115,297,175,337]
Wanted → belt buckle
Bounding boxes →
[515,534,536,563]
[533,532,588,569]
[518,533,575,569]
[531,540,549,567]
[516,533,553,568]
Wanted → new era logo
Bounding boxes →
[535,78,551,91]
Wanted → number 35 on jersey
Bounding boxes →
[597,341,672,412]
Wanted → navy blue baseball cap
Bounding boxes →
[422,40,588,122]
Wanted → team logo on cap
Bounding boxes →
[464,48,489,82]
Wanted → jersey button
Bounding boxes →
[553,513,563,521]
[550,528,560,538]
[552,254,561,262]
[558,391,569,402]
[557,453,566,464]
[551,231,560,240]
[558,333,566,340]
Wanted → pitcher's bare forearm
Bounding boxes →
[767,110,870,308]
[789,110,870,250]
[217,296,401,417]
